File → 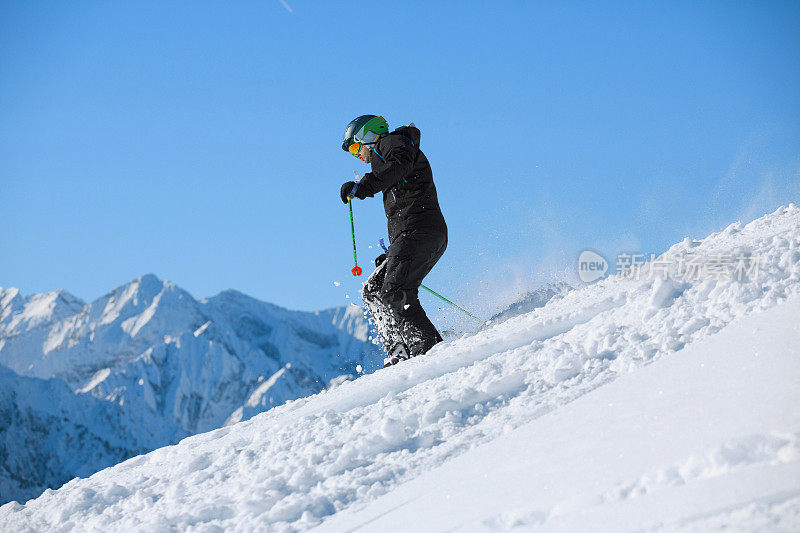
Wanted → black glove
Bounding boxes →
[340,181,367,204]
[340,181,356,203]
[374,253,387,268]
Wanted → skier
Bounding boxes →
[340,115,448,366]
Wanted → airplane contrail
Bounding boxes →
[278,0,293,13]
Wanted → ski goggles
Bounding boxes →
[348,141,363,156]
[348,129,380,156]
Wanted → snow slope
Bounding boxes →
[1,204,798,531]
[318,295,800,532]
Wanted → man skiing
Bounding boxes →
[340,115,448,366]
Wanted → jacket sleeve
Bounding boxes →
[357,136,416,196]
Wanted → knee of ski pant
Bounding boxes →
[381,289,423,318]
[363,264,386,297]
[381,289,408,316]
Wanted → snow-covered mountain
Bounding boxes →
[2,205,797,531]
[0,366,152,505]
[0,276,382,504]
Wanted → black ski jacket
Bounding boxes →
[357,125,447,243]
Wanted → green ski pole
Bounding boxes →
[420,284,481,321]
[348,199,362,276]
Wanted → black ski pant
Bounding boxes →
[364,229,447,356]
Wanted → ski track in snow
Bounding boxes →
[505,431,800,529]
[653,492,800,532]
[1,205,799,532]
[602,431,800,505]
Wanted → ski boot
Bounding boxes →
[382,342,411,368]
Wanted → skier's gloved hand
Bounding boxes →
[374,253,387,268]
[340,181,367,204]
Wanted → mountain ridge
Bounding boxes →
[0,274,383,505]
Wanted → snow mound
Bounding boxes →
[1,205,798,531]
[487,281,573,324]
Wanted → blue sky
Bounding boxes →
[1,1,799,322]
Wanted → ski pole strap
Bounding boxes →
[350,170,361,200]
[348,200,358,266]
[420,284,481,321]
[379,238,387,252]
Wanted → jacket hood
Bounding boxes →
[388,124,421,147]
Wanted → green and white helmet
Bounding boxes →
[342,115,389,152]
